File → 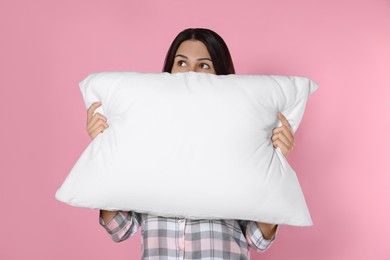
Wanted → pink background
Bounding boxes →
[1,0,389,259]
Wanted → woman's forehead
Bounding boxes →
[175,40,211,59]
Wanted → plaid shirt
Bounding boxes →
[99,211,277,260]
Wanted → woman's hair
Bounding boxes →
[163,28,235,75]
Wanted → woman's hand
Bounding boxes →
[86,101,109,140]
[272,112,295,157]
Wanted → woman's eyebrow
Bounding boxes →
[175,54,188,59]
[197,57,212,62]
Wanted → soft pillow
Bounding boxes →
[56,71,318,226]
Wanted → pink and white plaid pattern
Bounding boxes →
[99,211,276,260]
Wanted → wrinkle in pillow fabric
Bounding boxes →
[55,71,318,226]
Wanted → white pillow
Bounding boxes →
[56,71,318,226]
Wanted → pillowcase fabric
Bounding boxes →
[55,71,318,226]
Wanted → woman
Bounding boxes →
[87,28,295,260]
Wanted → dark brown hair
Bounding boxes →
[163,28,235,75]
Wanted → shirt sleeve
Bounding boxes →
[243,221,278,252]
[99,210,141,243]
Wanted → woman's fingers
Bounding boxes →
[277,112,292,131]
[88,117,109,133]
[87,115,109,138]
[272,125,294,146]
[272,112,295,157]
[272,128,293,148]
[89,124,108,140]
[273,139,291,157]
[86,101,109,140]
[86,112,108,132]
[87,101,103,123]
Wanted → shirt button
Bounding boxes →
[178,219,184,224]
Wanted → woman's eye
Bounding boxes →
[200,63,211,69]
[178,61,187,67]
